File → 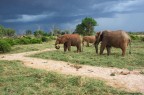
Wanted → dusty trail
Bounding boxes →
[0,48,144,93]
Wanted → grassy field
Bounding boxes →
[0,60,142,95]
[9,41,55,54]
[31,40,144,70]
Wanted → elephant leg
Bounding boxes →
[64,43,68,52]
[100,42,106,55]
[68,46,71,51]
[82,41,84,47]
[121,48,126,56]
[87,42,89,47]
[121,45,127,56]
[67,42,71,51]
[77,44,81,53]
[106,46,111,55]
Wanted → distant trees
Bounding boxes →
[0,25,15,37]
[25,30,32,35]
[34,30,45,37]
[75,17,98,35]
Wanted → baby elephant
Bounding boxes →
[82,36,95,47]
[55,34,82,52]
[94,30,131,56]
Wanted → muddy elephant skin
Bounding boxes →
[55,34,82,52]
[94,30,131,56]
[82,36,95,47]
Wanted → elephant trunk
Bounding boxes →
[55,42,60,49]
[94,42,99,54]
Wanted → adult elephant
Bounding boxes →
[94,30,131,56]
[82,36,95,47]
[55,34,82,52]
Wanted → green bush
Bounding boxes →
[130,35,140,40]
[18,38,31,44]
[141,37,144,42]
[4,38,17,46]
[0,40,11,53]
[30,38,42,44]
[49,36,56,40]
[41,36,49,42]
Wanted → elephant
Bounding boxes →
[94,30,131,56]
[55,34,82,52]
[82,36,95,47]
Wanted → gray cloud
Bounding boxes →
[0,0,144,33]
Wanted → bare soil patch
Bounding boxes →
[0,48,144,93]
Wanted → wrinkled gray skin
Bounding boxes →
[94,30,131,56]
[55,34,82,52]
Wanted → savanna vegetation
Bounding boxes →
[0,17,144,94]
[0,60,142,95]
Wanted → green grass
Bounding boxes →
[0,60,141,95]
[31,40,144,70]
[9,41,55,54]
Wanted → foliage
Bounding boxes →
[41,36,56,42]
[75,24,86,35]
[41,36,50,42]
[34,30,45,37]
[0,60,138,95]
[30,38,42,44]
[0,25,5,37]
[0,25,15,37]
[130,35,141,40]
[0,40,11,53]
[75,17,98,35]
[141,37,144,41]
[4,38,17,46]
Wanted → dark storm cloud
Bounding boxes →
[0,0,144,33]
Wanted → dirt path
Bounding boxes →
[0,48,144,93]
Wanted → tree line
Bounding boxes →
[0,17,98,38]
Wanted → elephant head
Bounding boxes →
[55,35,67,49]
[94,31,103,54]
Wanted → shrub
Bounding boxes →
[49,36,56,40]
[30,38,42,44]
[18,38,31,44]
[141,37,144,42]
[4,38,17,46]
[130,35,140,40]
[0,40,11,53]
[41,36,49,42]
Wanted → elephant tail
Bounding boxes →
[129,39,131,54]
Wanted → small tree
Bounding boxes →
[0,25,5,37]
[5,28,16,37]
[75,17,98,35]
[0,25,16,37]
[75,24,86,35]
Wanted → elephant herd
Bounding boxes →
[55,30,131,56]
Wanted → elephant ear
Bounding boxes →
[95,32,101,39]
[95,31,103,43]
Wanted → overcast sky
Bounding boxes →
[0,0,144,33]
